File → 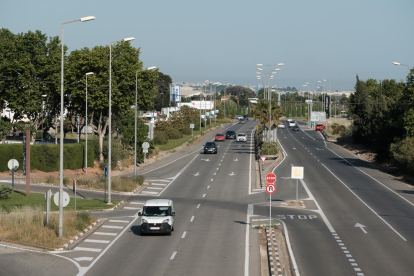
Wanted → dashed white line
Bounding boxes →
[190,216,195,222]
[84,239,110,244]
[211,178,213,181]
[93,232,117,236]
[181,231,187,239]
[207,186,210,189]
[214,173,216,175]
[170,251,177,260]
[202,194,206,197]
[197,204,201,208]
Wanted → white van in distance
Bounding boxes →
[138,199,175,235]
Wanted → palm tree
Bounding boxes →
[252,99,282,142]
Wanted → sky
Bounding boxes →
[1,0,413,91]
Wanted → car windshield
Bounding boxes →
[226,131,235,134]
[216,134,224,136]
[142,206,171,216]
[238,134,246,136]
[205,142,215,146]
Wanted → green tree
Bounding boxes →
[153,72,172,111]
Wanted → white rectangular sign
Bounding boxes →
[311,112,326,122]
[190,124,194,129]
[291,166,304,179]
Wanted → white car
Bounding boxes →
[278,123,285,129]
[236,133,247,142]
[289,121,296,127]
[138,199,175,236]
[236,115,242,120]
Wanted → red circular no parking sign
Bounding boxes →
[266,183,276,194]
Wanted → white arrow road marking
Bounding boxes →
[234,158,238,161]
[74,257,94,262]
[293,148,296,150]
[316,148,324,151]
[201,159,210,161]
[355,223,367,234]
[229,172,235,176]
[194,172,200,176]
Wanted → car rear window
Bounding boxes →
[216,134,224,136]
[238,134,246,136]
[206,142,215,146]
[226,131,235,134]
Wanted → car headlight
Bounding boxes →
[163,219,170,223]
[141,219,148,224]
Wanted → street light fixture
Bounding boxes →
[85,72,94,174]
[134,66,157,177]
[59,15,95,238]
[108,37,135,204]
[392,61,410,75]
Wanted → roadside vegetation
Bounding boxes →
[0,205,95,249]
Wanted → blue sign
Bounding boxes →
[311,121,315,126]
[215,110,219,114]
[289,114,291,116]
[104,166,108,179]
[206,112,210,117]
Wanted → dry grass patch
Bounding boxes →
[0,206,94,249]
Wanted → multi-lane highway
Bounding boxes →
[2,119,414,276]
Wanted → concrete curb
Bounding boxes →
[267,228,282,276]
[57,219,101,251]
[109,200,124,211]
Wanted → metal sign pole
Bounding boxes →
[74,179,77,211]
[269,193,272,230]
[12,168,14,189]
[296,179,298,206]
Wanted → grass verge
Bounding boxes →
[0,205,95,249]
[0,191,120,212]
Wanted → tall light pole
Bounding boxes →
[392,62,411,76]
[134,66,157,177]
[108,37,135,204]
[85,72,94,174]
[59,15,95,238]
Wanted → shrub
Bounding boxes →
[101,139,126,168]
[0,185,12,199]
[261,142,279,155]
[154,131,168,145]
[180,127,192,135]
[169,128,183,139]
[390,137,414,172]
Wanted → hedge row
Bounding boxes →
[0,142,94,172]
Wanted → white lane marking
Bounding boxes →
[84,239,110,244]
[123,207,141,210]
[102,225,123,229]
[201,158,210,161]
[214,173,216,175]
[158,154,199,197]
[202,194,206,197]
[129,202,145,204]
[109,220,129,223]
[245,204,253,276]
[211,179,213,181]
[147,187,163,190]
[277,219,300,275]
[74,247,102,252]
[74,257,93,262]
[170,251,177,260]
[229,172,235,176]
[146,179,169,182]
[326,146,414,209]
[151,183,167,186]
[354,223,367,234]
[93,232,117,236]
[207,186,210,189]
[197,204,201,208]
[190,216,195,222]
[321,164,406,241]
[141,191,158,195]
[181,231,187,239]
[194,172,200,176]
[76,215,141,276]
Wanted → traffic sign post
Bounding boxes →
[311,121,315,129]
[44,189,52,226]
[266,173,276,184]
[266,183,276,229]
[291,166,304,206]
[8,159,19,189]
[261,156,266,171]
[104,166,108,202]
[142,142,150,165]
[190,123,194,136]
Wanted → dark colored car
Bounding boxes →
[292,125,300,131]
[204,142,217,154]
[243,115,248,120]
[215,133,225,141]
[225,130,236,139]
[315,124,326,131]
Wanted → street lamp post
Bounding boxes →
[392,62,411,76]
[108,37,135,204]
[85,72,94,174]
[134,66,157,177]
[59,15,95,238]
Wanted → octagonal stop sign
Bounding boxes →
[266,173,276,184]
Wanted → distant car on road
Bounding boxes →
[243,115,248,120]
[215,133,225,142]
[225,130,236,139]
[278,123,285,129]
[236,115,242,120]
[239,118,245,124]
[236,133,247,142]
[292,125,300,131]
[315,124,326,131]
[203,142,218,154]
